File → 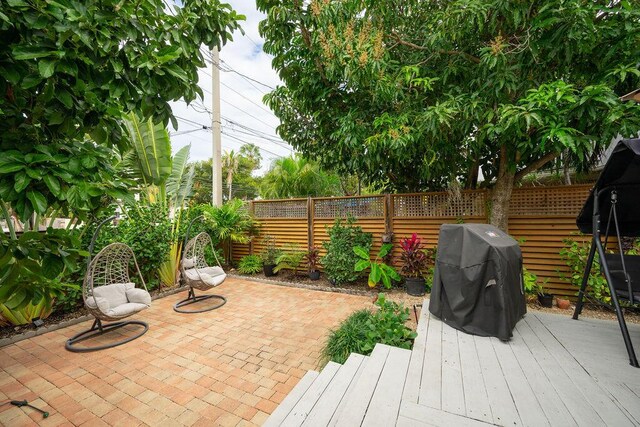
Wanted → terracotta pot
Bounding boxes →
[556,298,571,310]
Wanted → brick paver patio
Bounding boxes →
[0,278,371,426]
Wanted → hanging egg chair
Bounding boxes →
[174,216,227,313]
[66,216,151,352]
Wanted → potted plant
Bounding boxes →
[535,281,554,308]
[260,236,281,277]
[306,246,321,280]
[273,245,306,277]
[399,233,429,296]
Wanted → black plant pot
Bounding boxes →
[309,270,321,280]
[263,264,277,277]
[538,293,554,308]
[405,276,426,296]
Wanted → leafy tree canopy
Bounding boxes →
[258,0,640,228]
[0,0,244,221]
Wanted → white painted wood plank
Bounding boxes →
[600,381,640,425]
[399,401,492,427]
[509,323,577,427]
[328,354,369,427]
[418,315,442,409]
[333,344,391,427]
[527,314,635,427]
[264,371,319,427]
[281,362,341,427]
[490,336,550,426]
[302,353,366,427]
[457,331,493,424]
[440,323,465,416]
[396,415,431,427]
[473,335,522,426]
[362,346,412,427]
[402,300,430,404]
[516,319,600,426]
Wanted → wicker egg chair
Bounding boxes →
[174,219,227,313]
[66,217,151,352]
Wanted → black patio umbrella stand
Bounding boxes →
[574,138,640,368]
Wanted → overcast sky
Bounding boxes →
[169,1,292,173]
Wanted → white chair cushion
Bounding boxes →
[198,266,225,277]
[92,283,134,308]
[126,288,151,306]
[106,302,148,317]
[182,257,197,269]
[86,296,110,312]
[200,272,226,287]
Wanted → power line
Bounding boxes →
[219,80,273,115]
[222,131,284,158]
[201,50,275,91]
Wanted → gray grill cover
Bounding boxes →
[429,224,526,341]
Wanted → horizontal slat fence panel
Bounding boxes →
[230,184,597,296]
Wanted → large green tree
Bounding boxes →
[0,0,243,308]
[0,0,243,221]
[258,0,640,229]
[191,143,263,203]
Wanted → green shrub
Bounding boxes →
[238,255,263,274]
[322,217,372,285]
[523,267,541,296]
[260,235,282,265]
[560,237,610,303]
[320,294,417,366]
[118,204,172,290]
[274,245,306,276]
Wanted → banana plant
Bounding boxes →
[354,244,401,289]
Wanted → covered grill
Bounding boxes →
[429,223,526,341]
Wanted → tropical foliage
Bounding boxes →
[320,294,416,366]
[274,245,306,276]
[259,235,282,266]
[260,155,342,199]
[322,217,372,285]
[354,244,400,289]
[238,255,263,274]
[258,0,640,229]
[399,234,429,278]
[203,199,257,264]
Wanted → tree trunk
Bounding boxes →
[563,150,572,185]
[489,146,515,232]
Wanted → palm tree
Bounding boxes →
[260,155,341,198]
[222,150,240,200]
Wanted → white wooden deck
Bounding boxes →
[265,300,640,426]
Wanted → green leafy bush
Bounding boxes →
[322,217,372,285]
[560,237,610,303]
[320,294,417,366]
[238,255,263,274]
[354,244,400,289]
[523,267,542,296]
[118,204,172,290]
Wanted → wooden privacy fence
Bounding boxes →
[233,184,593,297]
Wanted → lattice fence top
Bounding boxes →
[509,185,591,216]
[314,196,385,218]
[253,199,307,218]
[393,191,487,218]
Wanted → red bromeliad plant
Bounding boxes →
[399,233,428,278]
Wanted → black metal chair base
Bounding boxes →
[65,318,148,353]
[173,289,226,313]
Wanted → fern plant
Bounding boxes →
[238,255,263,274]
[274,245,306,276]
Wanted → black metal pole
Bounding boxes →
[87,215,116,267]
[572,239,596,320]
[595,237,639,367]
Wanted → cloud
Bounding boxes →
[169,1,292,174]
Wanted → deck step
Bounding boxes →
[331,344,392,427]
[402,299,430,404]
[302,353,368,426]
[263,370,319,427]
[362,346,412,426]
[278,362,342,427]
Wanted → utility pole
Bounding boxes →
[211,47,223,207]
